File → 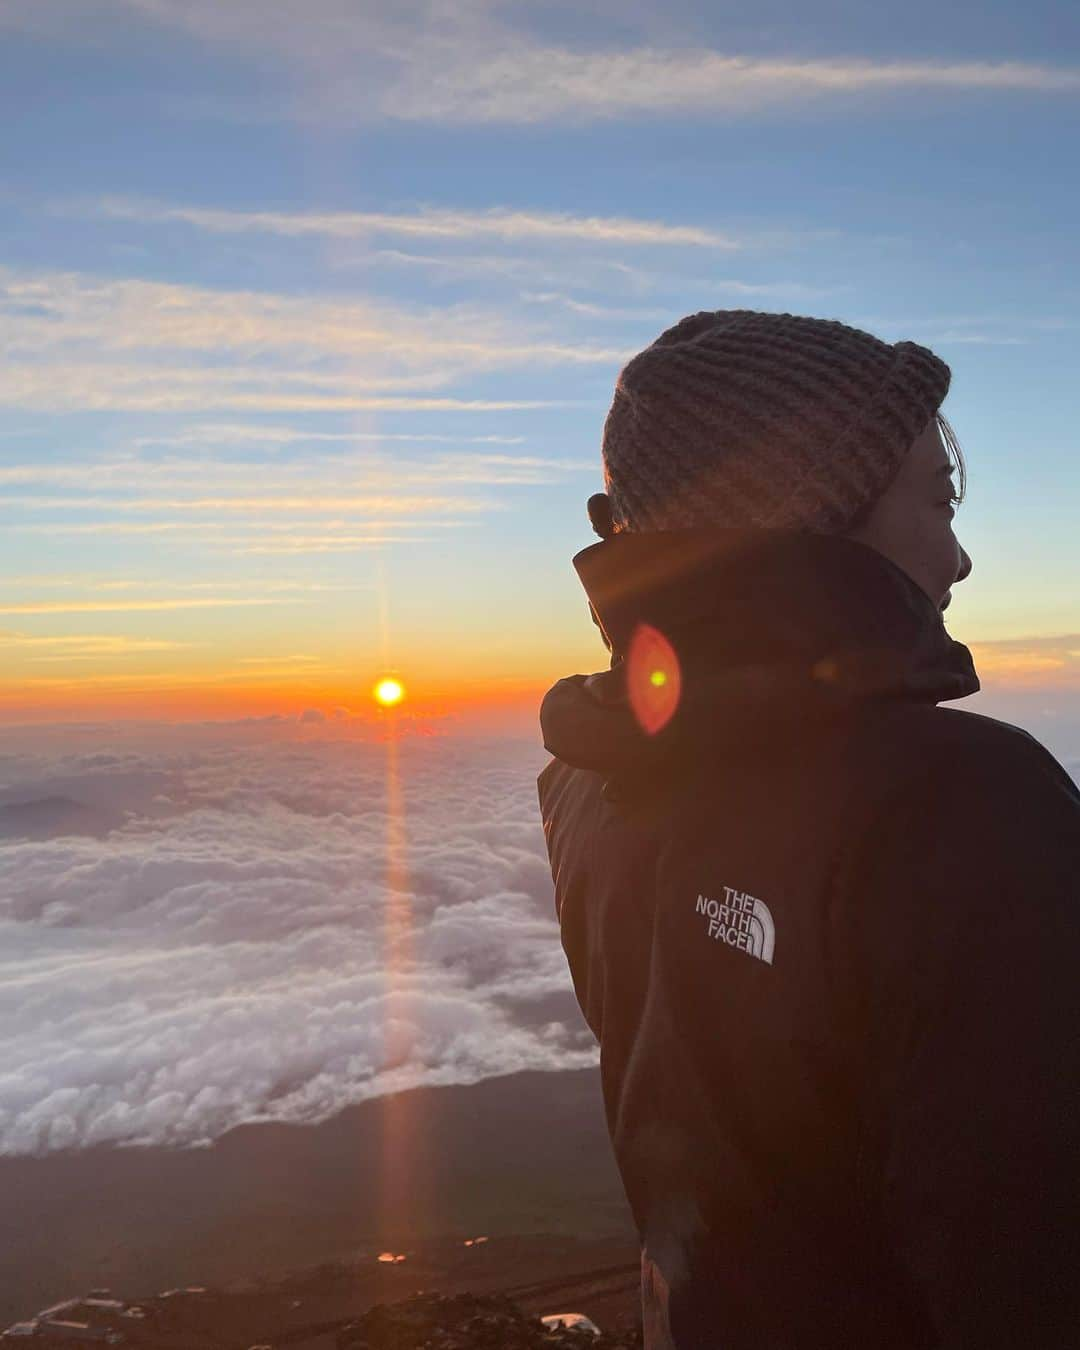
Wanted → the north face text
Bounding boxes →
[695,888,775,965]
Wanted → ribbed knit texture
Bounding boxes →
[601,310,951,535]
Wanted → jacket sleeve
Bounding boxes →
[848,736,1080,1348]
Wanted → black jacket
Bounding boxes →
[536,528,1080,1350]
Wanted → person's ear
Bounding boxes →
[587,492,615,539]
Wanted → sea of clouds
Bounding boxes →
[2,697,1076,1160]
[0,715,599,1156]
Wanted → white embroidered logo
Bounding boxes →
[695,888,775,965]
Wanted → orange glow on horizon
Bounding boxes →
[2,633,1076,727]
[0,673,562,725]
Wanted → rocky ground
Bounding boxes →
[334,1291,643,1349]
[1,1233,644,1348]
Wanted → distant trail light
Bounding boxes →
[626,622,681,735]
[373,677,405,707]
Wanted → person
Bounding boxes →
[536,311,1080,1350]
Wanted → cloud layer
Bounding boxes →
[0,722,593,1155]
[376,48,1080,126]
[0,265,623,414]
[8,1,1078,125]
[96,198,739,248]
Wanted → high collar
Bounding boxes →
[541,528,979,779]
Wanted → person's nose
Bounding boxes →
[956,545,973,585]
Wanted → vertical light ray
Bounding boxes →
[375,553,391,670]
[373,552,420,1252]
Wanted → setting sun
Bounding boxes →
[373,677,406,708]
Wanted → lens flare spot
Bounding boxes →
[627,623,681,736]
[373,677,405,707]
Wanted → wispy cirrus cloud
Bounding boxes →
[0,265,620,413]
[377,48,1080,125]
[2,493,497,514]
[344,246,828,302]
[134,424,527,448]
[9,1,1078,126]
[6,516,474,556]
[0,598,302,615]
[7,519,475,556]
[968,633,1080,685]
[75,204,840,311]
[0,633,197,658]
[0,579,371,621]
[0,374,557,413]
[0,483,497,557]
[223,534,447,555]
[7,665,351,689]
[8,519,468,536]
[0,268,627,365]
[0,430,591,557]
[94,197,739,248]
[0,577,368,592]
[0,450,590,491]
[846,311,1073,349]
[517,280,839,317]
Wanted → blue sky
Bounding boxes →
[1,0,1078,721]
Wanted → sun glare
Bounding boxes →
[373,677,405,707]
[626,622,681,736]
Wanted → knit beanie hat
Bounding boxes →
[591,310,951,538]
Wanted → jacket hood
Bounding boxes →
[540,528,979,785]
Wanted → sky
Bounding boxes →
[0,0,1078,726]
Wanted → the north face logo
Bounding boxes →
[695,888,775,965]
